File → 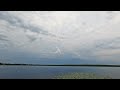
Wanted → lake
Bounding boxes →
[0,66,120,79]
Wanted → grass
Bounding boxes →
[54,72,112,79]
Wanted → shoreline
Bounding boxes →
[0,63,120,67]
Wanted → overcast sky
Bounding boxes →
[0,11,120,64]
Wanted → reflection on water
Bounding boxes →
[0,66,120,79]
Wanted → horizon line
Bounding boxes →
[0,62,120,67]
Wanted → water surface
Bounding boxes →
[0,66,120,79]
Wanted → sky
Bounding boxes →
[0,11,120,64]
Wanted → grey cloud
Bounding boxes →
[0,12,57,38]
[94,37,120,50]
[1,11,120,60]
[0,39,13,49]
[26,35,38,42]
[0,38,9,41]
[74,37,120,58]
[0,12,24,28]
[106,11,116,20]
[0,34,9,41]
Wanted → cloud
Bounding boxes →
[0,11,120,63]
[0,12,57,38]
[94,37,120,50]
[0,34,8,41]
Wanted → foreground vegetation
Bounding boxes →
[54,72,112,79]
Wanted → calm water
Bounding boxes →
[0,66,120,79]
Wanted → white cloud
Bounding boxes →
[0,11,120,62]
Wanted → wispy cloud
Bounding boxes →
[0,12,57,38]
[0,34,8,41]
[0,11,120,63]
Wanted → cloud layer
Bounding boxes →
[0,11,120,64]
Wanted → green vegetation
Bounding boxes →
[54,72,112,79]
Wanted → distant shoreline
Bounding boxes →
[0,63,120,67]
